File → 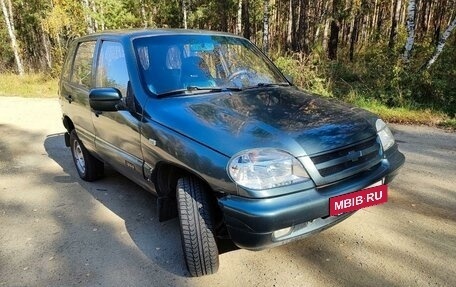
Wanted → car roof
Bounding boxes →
[76,28,242,42]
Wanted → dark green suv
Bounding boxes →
[59,29,404,277]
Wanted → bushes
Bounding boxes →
[273,42,456,119]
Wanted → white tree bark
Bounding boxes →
[287,0,292,46]
[42,32,52,69]
[426,18,456,69]
[182,0,188,29]
[262,0,269,54]
[403,0,416,62]
[1,0,24,75]
[236,0,242,35]
[140,0,147,27]
[91,0,100,31]
[81,0,94,33]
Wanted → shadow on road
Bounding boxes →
[44,132,189,276]
[43,132,237,278]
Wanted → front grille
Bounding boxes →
[310,137,382,177]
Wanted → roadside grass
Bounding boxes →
[437,118,456,130]
[346,96,455,131]
[0,73,58,98]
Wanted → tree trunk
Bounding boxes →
[350,13,360,61]
[42,32,52,70]
[388,0,402,49]
[426,18,456,69]
[236,0,242,35]
[218,0,228,32]
[1,0,24,75]
[403,0,416,62]
[322,1,331,50]
[375,4,384,40]
[328,20,340,60]
[286,0,292,49]
[290,0,299,51]
[328,0,340,60]
[140,0,147,27]
[262,0,269,54]
[89,0,99,31]
[242,0,250,39]
[81,0,94,33]
[182,0,188,29]
[298,0,308,53]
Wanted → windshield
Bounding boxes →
[133,34,288,96]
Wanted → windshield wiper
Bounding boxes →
[157,85,245,98]
[257,82,290,87]
[242,82,291,91]
[157,86,223,98]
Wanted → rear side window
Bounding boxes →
[71,41,96,88]
[95,41,129,96]
[61,45,76,81]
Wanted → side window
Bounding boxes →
[61,45,75,81]
[71,41,96,88]
[95,41,129,96]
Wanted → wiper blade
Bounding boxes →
[158,86,244,97]
[222,86,243,92]
[186,86,222,92]
[242,82,291,91]
[256,82,290,87]
[157,86,222,98]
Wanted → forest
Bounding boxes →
[1,0,455,120]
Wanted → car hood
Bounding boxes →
[149,86,377,157]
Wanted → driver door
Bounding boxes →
[91,40,144,183]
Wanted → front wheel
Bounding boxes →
[176,177,219,276]
[69,130,104,181]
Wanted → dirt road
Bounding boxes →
[1,97,455,287]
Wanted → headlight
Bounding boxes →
[227,149,310,190]
[376,119,395,151]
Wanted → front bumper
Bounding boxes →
[218,146,405,250]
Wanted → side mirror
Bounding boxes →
[285,74,294,85]
[89,88,122,112]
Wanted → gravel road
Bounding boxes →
[1,97,455,287]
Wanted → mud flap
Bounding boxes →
[64,132,70,147]
[157,196,178,222]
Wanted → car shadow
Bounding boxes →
[43,132,238,277]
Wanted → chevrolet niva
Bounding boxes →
[59,29,404,276]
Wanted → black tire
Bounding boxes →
[176,177,219,276]
[69,130,104,181]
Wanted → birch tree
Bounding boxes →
[182,0,188,29]
[81,0,94,33]
[0,0,24,75]
[426,17,456,69]
[262,0,269,54]
[403,0,416,62]
[236,0,242,35]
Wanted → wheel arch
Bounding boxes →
[151,161,222,224]
[63,115,75,132]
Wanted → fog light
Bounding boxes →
[272,227,292,239]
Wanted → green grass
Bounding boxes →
[0,73,58,98]
[438,118,456,130]
[347,96,455,130]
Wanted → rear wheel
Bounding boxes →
[176,177,219,276]
[69,130,104,181]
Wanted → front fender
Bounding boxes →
[140,119,236,195]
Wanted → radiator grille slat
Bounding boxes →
[310,137,382,178]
